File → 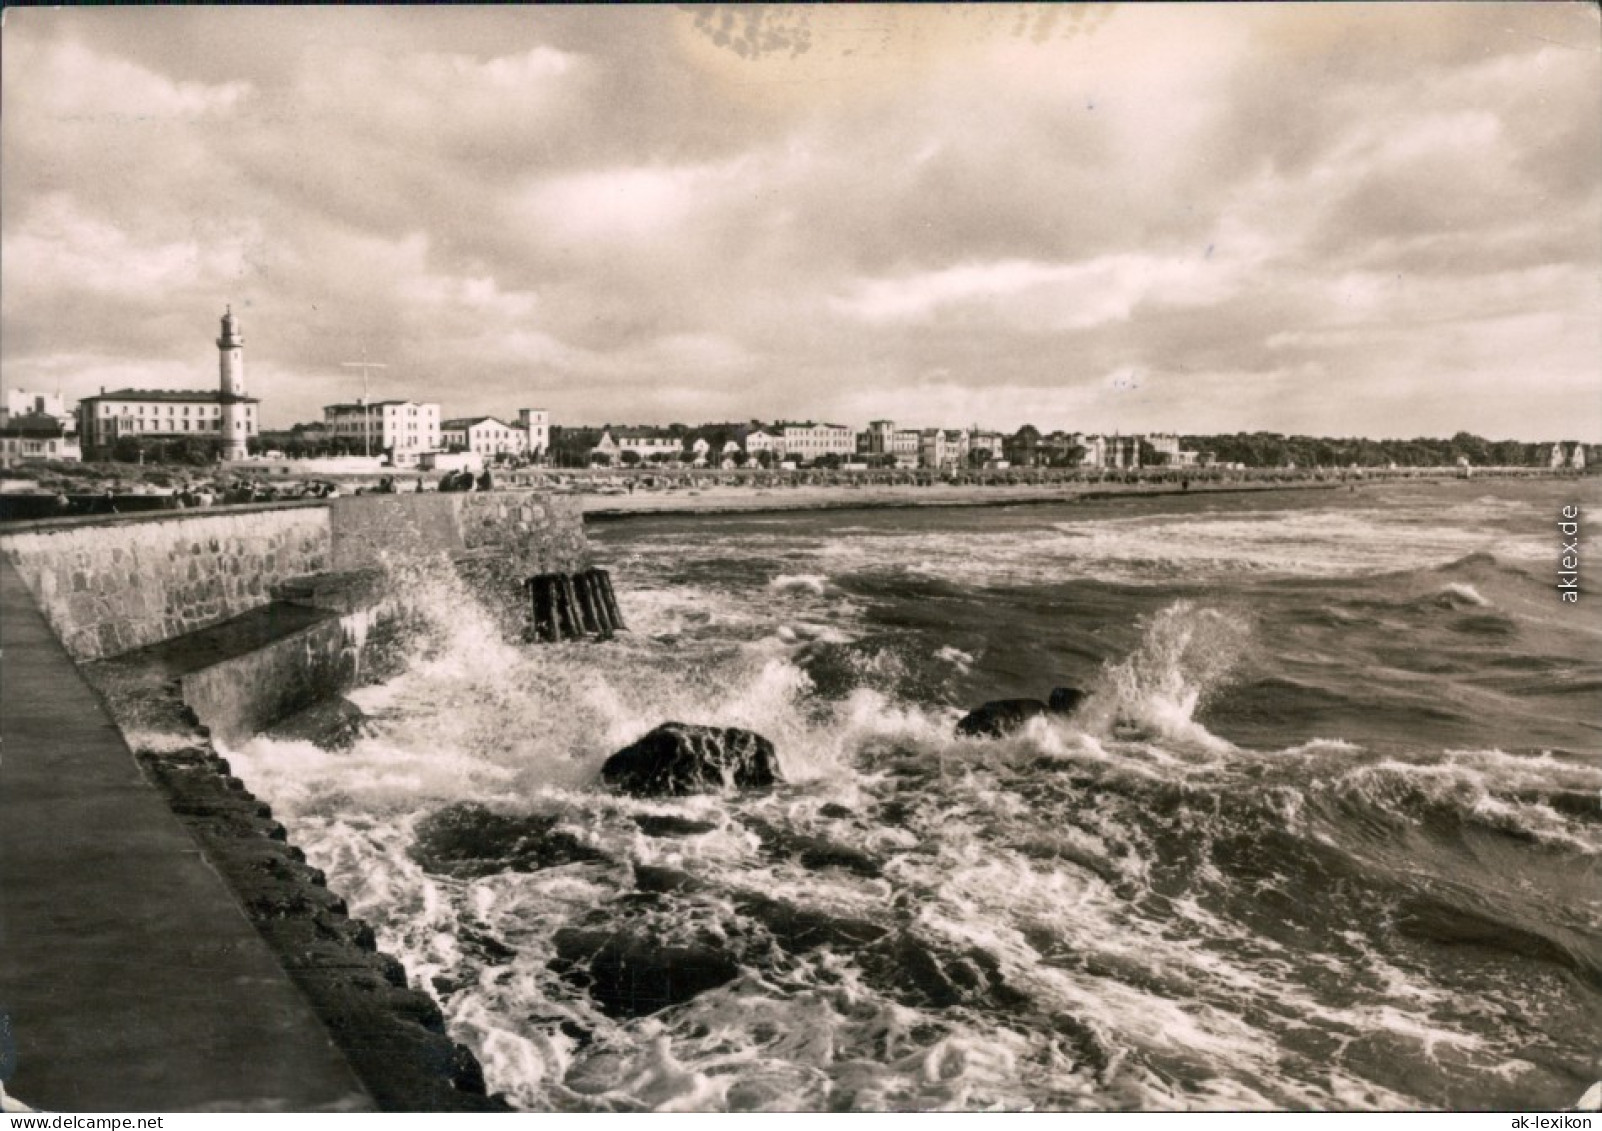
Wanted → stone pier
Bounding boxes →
[0,492,592,1111]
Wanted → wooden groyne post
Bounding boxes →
[527,568,624,642]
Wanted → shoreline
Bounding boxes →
[579,474,1401,519]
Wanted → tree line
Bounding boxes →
[1176,431,1584,469]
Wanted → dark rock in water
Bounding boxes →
[1048,686,1087,716]
[632,864,703,895]
[956,688,1088,738]
[736,893,888,953]
[263,696,373,751]
[602,722,781,797]
[632,813,718,838]
[955,698,1049,738]
[797,840,882,878]
[411,803,608,879]
[551,927,741,1018]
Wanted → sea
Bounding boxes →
[227,477,1602,1112]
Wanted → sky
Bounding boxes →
[2,3,1599,439]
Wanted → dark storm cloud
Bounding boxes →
[2,4,1597,439]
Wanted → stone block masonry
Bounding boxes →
[0,490,592,663]
[1,503,331,661]
[329,491,589,575]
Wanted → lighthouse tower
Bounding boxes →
[217,305,248,460]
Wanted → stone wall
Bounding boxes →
[457,491,589,575]
[328,491,589,575]
[1,505,331,661]
[0,491,591,662]
[179,607,389,746]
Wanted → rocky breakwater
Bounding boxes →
[81,653,507,1111]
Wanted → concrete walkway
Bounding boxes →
[0,558,372,1112]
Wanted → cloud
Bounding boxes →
[1,4,1597,440]
[4,195,255,298]
[521,159,748,244]
[831,252,1249,331]
[26,38,252,120]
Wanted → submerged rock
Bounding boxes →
[1048,686,1087,715]
[955,698,1049,738]
[262,696,373,751]
[956,687,1087,738]
[602,722,781,797]
[551,927,741,1018]
[410,803,608,879]
[631,864,703,895]
[632,813,718,838]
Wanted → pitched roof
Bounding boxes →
[0,413,71,438]
[83,388,260,404]
[323,400,429,412]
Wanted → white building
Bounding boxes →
[442,416,525,457]
[592,428,681,463]
[78,388,259,456]
[2,389,70,431]
[857,420,920,466]
[440,408,549,462]
[967,428,1006,466]
[742,427,782,457]
[918,428,970,470]
[323,399,441,466]
[518,409,550,463]
[776,421,855,463]
[77,307,261,458]
[1145,433,1182,466]
[0,413,80,466]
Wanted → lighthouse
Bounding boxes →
[217,305,248,460]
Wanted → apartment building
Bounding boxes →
[77,388,259,457]
[323,399,441,466]
[775,421,855,462]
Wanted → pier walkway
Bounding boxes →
[0,558,371,1112]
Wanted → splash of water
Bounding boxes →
[1079,601,1252,751]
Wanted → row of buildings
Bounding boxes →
[0,308,1197,472]
[585,420,1194,471]
[6,308,1591,473]
[319,404,552,464]
[1,309,554,469]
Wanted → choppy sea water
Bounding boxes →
[228,479,1602,1111]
